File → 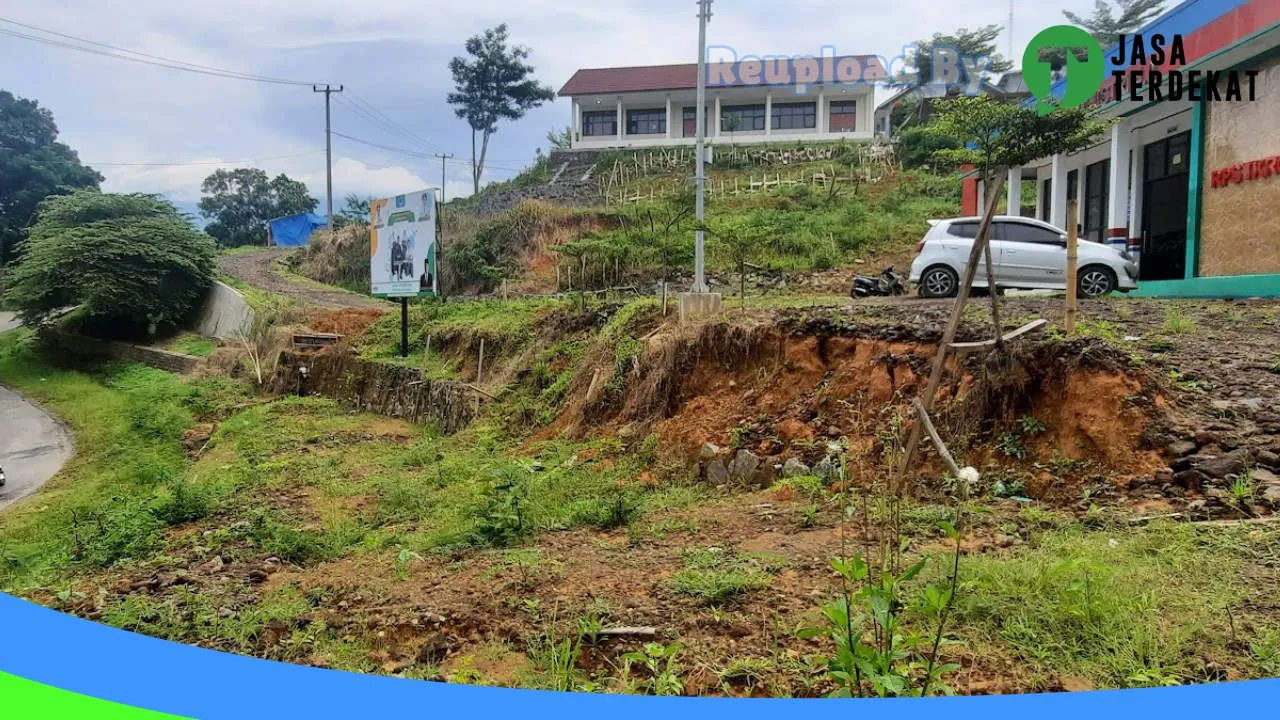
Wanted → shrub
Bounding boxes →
[3,191,215,339]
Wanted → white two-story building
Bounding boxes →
[558,55,882,150]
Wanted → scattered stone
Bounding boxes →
[1186,499,1208,513]
[1163,484,1186,499]
[782,458,811,478]
[1154,467,1175,485]
[1262,485,1280,507]
[1204,488,1230,504]
[1196,448,1254,479]
[1257,450,1280,470]
[813,455,840,481]
[729,450,761,482]
[704,459,729,485]
[248,569,269,583]
[1167,440,1198,457]
[1250,468,1279,484]
[202,556,225,573]
[1173,469,1209,490]
[700,443,721,461]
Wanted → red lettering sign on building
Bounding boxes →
[1210,156,1280,189]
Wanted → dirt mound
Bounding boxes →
[286,226,371,294]
[553,311,1165,501]
[303,307,386,338]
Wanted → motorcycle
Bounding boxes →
[850,266,908,298]
[0,466,6,488]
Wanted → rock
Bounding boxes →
[1250,468,1279,484]
[1154,467,1175,485]
[782,458,811,478]
[1204,488,1230,504]
[1163,484,1186,499]
[1194,430,1221,447]
[704,459,729,485]
[813,455,840,481]
[202,556,225,573]
[248,569,269,583]
[752,463,780,487]
[729,450,761,481]
[1173,469,1209,490]
[700,443,721,460]
[1186,499,1208,513]
[1196,448,1254,479]
[1167,440,1198,457]
[1257,450,1280,470]
[1262,485,1280,508]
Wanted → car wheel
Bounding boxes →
[1077,266,1117,298]
[919,266,959,298]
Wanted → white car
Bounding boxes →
[908,216,1139,298]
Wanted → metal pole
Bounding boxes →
[692,0,713,293]
[314,84,344,230]
[400,297,409,358]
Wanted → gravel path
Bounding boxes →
[216,249,383,309]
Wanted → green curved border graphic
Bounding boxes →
[0,671,189,719]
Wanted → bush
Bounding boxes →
[2,191,215,339]
[897,126,962,169]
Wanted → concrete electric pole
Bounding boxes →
[433,153,455,203]
[692,0,712,294]
[313,84,344,230]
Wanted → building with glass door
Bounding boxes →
[970,0,1280,298]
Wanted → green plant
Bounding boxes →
[529,632,582,692]
[668,549,774,604]
[622,642,685,696]
[394,547,423,580]
[1162,308,1199,335]
[4,191,216,338]
[997,432,1027,459]
[471,465,532,547]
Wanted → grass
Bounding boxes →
[162,332,217,358]
[950,520,1280,689]
[1162,307,1200,335]
[668,548,781,604]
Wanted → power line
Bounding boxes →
[331,131,525,174]
[0,17,329,85]
[86,150,324,167]
[345,89,444,154]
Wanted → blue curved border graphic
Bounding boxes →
[1,592,1276,718]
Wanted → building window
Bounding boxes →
[682,107,706,138]
[829,101,856,132]
[582,110,617,137]
[1083,159,1110,244]
[771,102,816,130]
[1040,179,1052,222]
[627,108,666,135]
[721,104,765,132]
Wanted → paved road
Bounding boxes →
[0,312,74,511]
[216,249,383,309]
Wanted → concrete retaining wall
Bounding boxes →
[269,351,478,434]
[190,281,254,339]
[38,329,203,374]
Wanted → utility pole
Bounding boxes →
[433,153,455,203]
[313,84,344,230]
[692,0,713,293]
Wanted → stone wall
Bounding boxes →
[189,281,255,339]
[38,329,203,374]
[269,351,478,434]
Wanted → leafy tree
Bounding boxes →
[0,90,102,265]
[897,25,1012,89]
[546,127,572,152]
[197,168,317,247]
[448,24,556,195]
[336,193,372,227]
[896,126,961,169]
[3,191,215,339]
[704,218,774,309]
[1041,1,1166,69]
[929,96,1108,180]
[1066,0,1166,45]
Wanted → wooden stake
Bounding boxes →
[476,338,485,385]
[913,399,963,480]
[893,173,1006,495]
[1065,199,1080,334]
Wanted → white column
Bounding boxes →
[817,91,826,134]
[1050,153,1068,229]
[1107,121,1133,250]
[1130,141,1144,246]
[665,97,673,140]
[977,179,986,215]
[764,91,773,138]
[713,95,721,139]
[569,100,578,148]
[616,98,624,145]
[1006,167,1021,217]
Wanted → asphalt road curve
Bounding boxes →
[0,384,73,512]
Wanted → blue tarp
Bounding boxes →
[268,213,328,247]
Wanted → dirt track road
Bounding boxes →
[1,312,74,512]
[216,249,383,309]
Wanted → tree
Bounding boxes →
[197,168,316,247]
[337,193,372,226]
[1066,0,1166,45]
[0,91,102,266]
[704,218,773,310]
[448,24,556,195]
[3,191,215,339]
[1041,1,1166,69]
[897,25,1012,89]
[546,127,572,153]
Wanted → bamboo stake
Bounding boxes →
[1065,199,1080,334]
[476,338,485,385]
[893,173,1006,495]
[913,399,963,479]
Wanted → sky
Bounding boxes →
[0,0,1114,214]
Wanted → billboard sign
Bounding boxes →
[370,189,437,297]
